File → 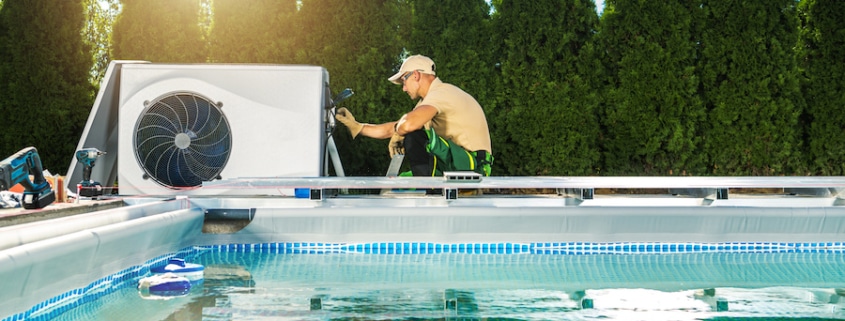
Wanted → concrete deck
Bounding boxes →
[0,199,123,227]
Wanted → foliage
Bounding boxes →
[0,0,93,173]
[409,0,493,104]
[698,0,804,175]
[798,0,845,174]
[83,0,119,86]
[598,0,705,175]
[406,0,497,172]
[2,1,842,176]
[293,0,412,176]
[209,0,297,63]
[110,0,207,62]
[493,0,601,175]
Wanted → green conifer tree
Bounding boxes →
[111,0,207,62]
[798,0,845,174]
[698,1,804,175]
[295,0,411,175]
[0,0,93,173]
[493,0,601,175]
[410,0,493,106]
[210,0,297,63]
[598,0,704,175]
[83,0,119,86]
[0,2,7,158]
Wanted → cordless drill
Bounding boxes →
[76,148,105,197]
[0,147,56,209]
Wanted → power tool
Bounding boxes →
[75,148,106,198]
[0,147,56,209]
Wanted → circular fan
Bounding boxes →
[134,92,232,189]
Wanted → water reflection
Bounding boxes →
[161,264,254,321]
[55,252,845,321]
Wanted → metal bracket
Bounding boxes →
[443,171,482,182]
[556,188,594,200]
[310,189,323,200]
[716,188,729,200]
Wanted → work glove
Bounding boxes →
[335,107,364,138]
[389,133,405,158]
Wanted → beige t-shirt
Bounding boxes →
[416,78,492,153]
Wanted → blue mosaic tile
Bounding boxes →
[9,241,845,321]
[193,241,845,255]
[3,246,209,321]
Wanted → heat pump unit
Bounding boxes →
[117,64,328,196]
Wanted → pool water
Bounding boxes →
[44,248,845,321]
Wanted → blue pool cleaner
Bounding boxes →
[151,258,205,282]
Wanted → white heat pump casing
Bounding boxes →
[118,64,328,196]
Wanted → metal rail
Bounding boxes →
[202,175,845,190]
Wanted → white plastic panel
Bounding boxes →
[0,207,203,318]
[0,200,182,251]
[118,64,328,196]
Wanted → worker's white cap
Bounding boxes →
[388,55,436,85]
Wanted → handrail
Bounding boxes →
[201,176,845,190]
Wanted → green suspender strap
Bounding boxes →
[425,128,493,176]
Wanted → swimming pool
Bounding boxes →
[4,177,845,320]
[25,243,845,320]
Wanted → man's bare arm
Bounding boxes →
[395,105,437,136]
[359,121,399,139]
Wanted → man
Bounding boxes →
[335,55,493,177]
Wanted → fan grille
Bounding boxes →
[134,92,232,189]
